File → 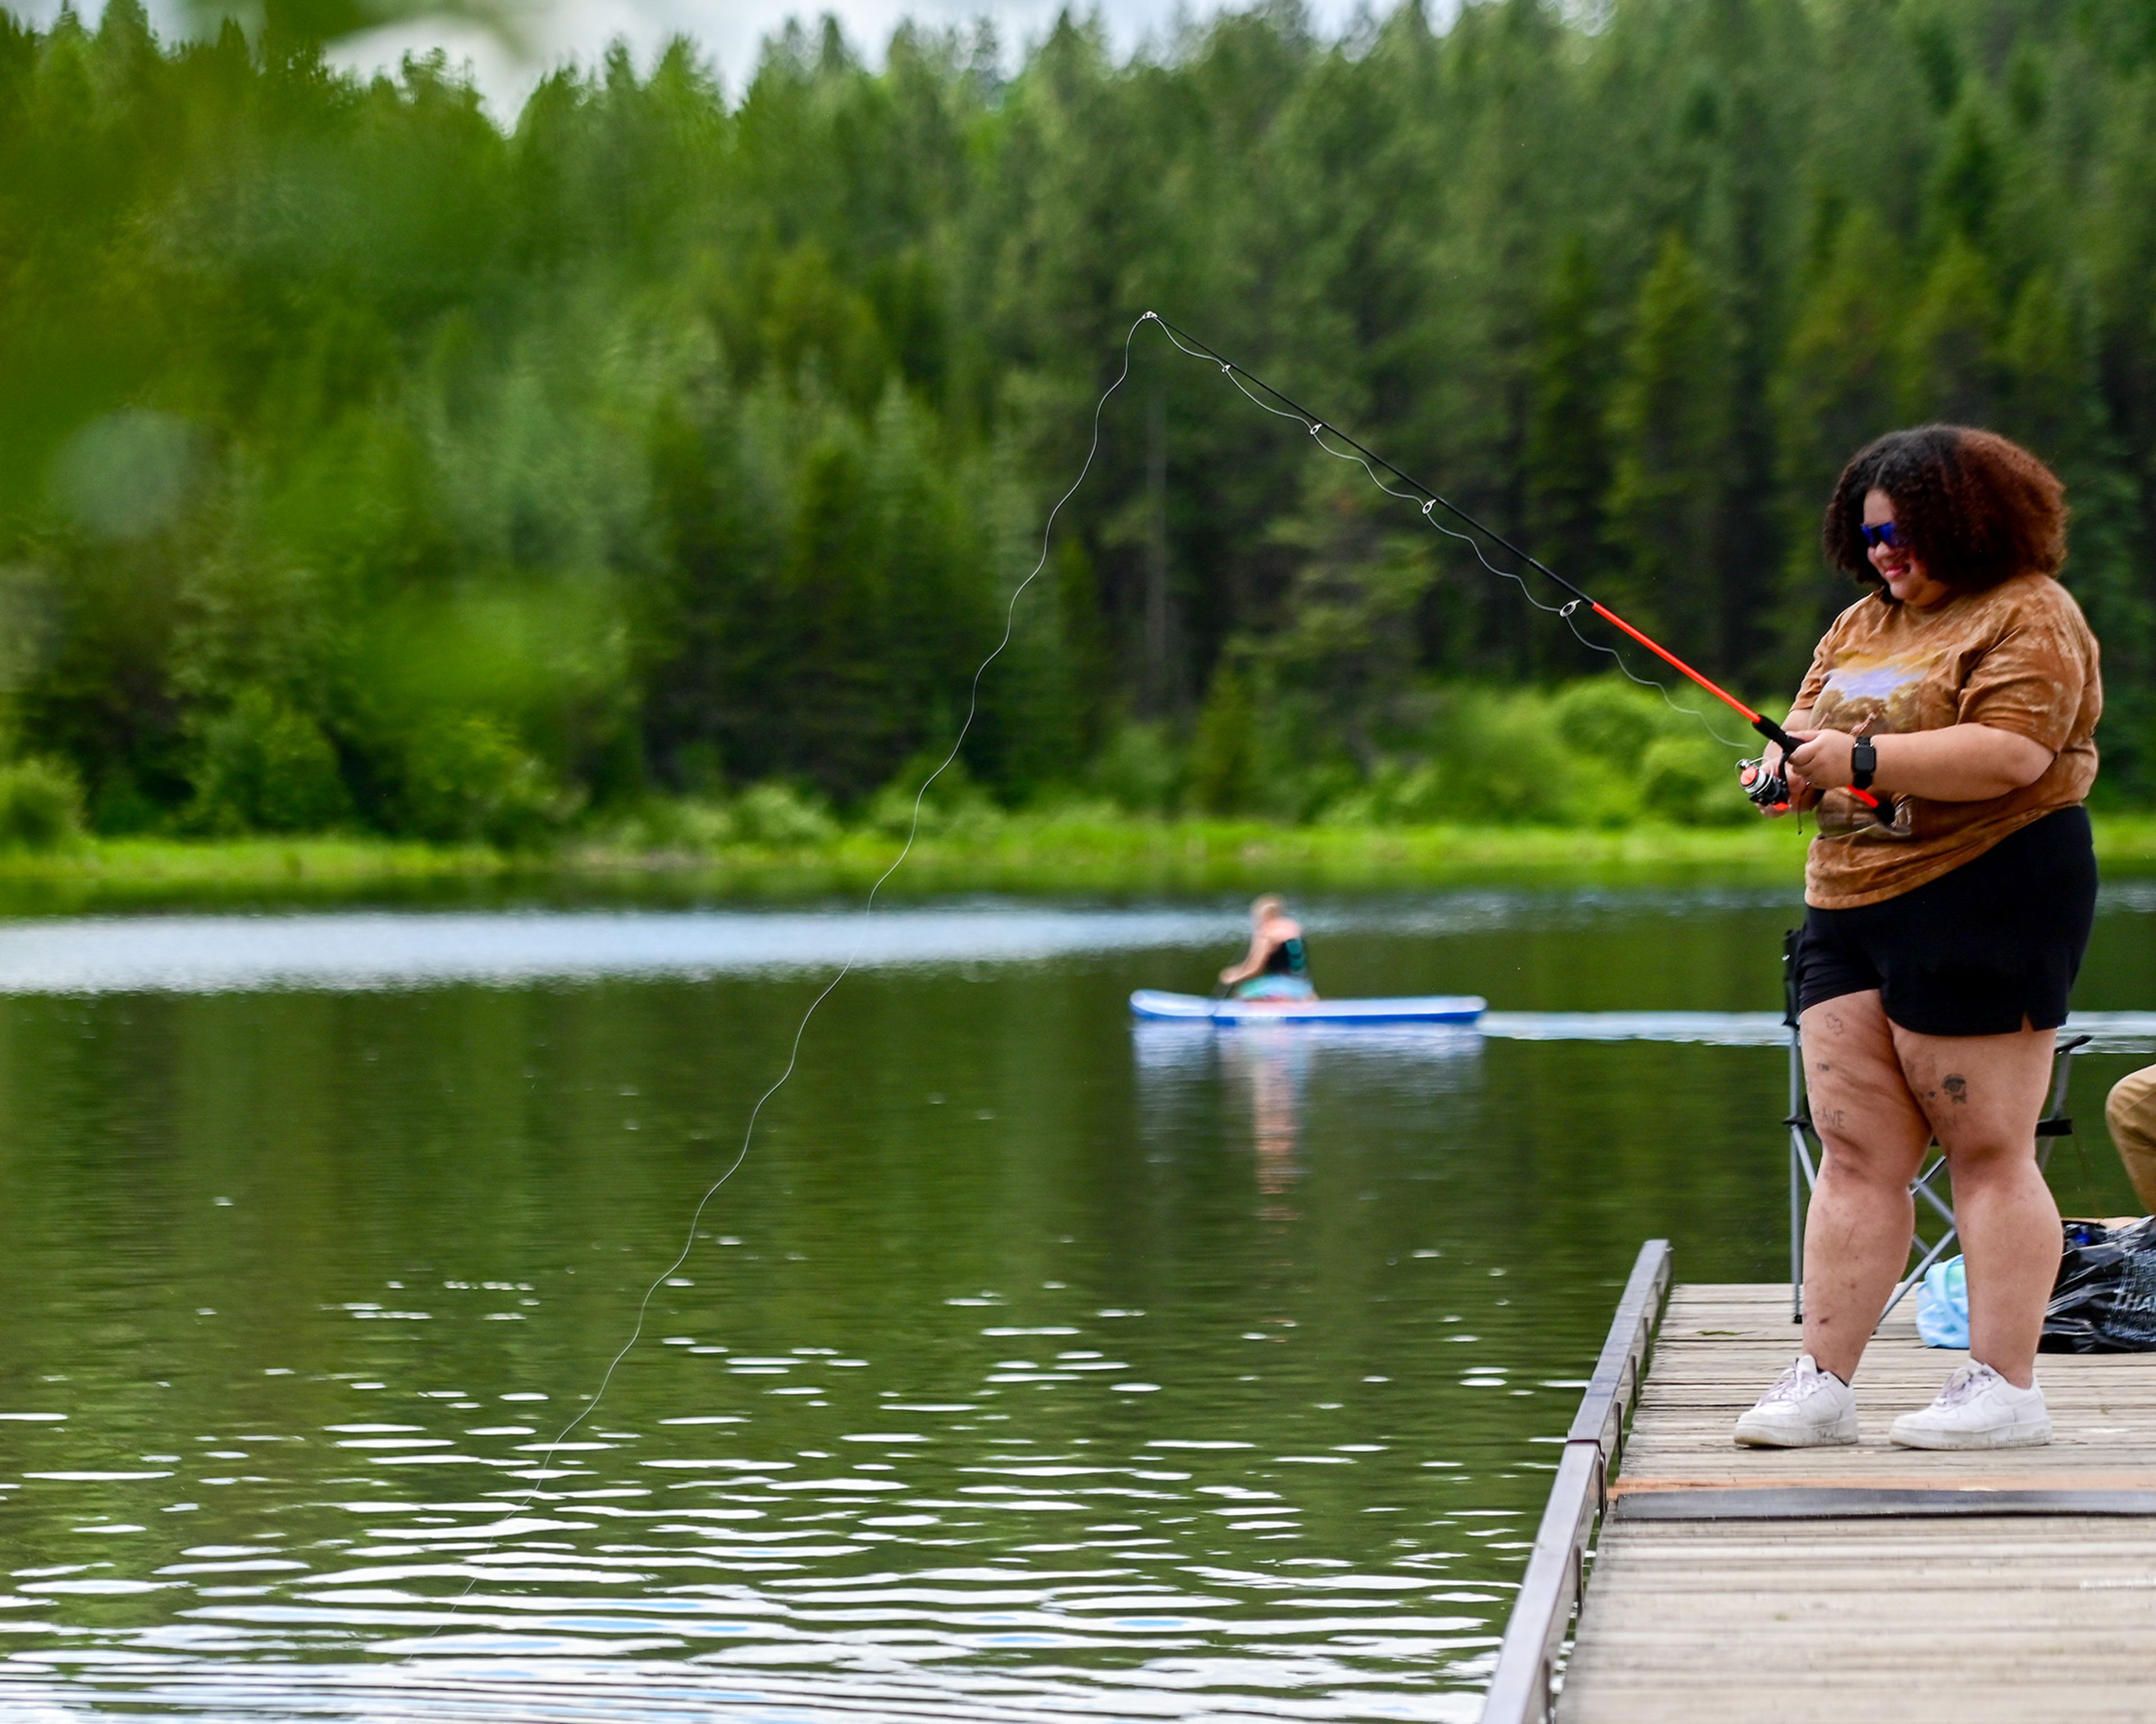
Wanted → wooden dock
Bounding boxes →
[1483,1244,2156,1724]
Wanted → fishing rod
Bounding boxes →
[1147,313,1887,819]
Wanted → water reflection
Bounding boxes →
[1136,1024,1482,1221]
[1221,1032,1309,1210]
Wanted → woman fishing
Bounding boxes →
[1218,895,1317,1001]
[1733,426,2101,1451]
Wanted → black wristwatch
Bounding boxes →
[1849,737,1878,792]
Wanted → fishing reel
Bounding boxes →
[1737,755,1790,813]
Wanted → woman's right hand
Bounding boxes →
[1774,740,1821,812]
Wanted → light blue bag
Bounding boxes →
[1915,1255,1970,1348]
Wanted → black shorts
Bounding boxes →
[1794,806,2097,1037]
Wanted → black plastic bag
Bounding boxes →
[2041,1216,2156,1353]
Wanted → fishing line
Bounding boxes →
[428,305,1806,1641]
[1150,316,1751,750]
[422,314,1150,1643]
[1155,324,1570,619]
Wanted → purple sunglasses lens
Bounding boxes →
[1863,522,1902,549]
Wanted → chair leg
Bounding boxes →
[2036,1035,2089,1175]
[1790,1136,1803,1324]
[1788,1021,1807,1325]
[1881,1223,1959,1324]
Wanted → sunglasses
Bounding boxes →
[1860,522,1907,550]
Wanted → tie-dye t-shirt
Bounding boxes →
[1791,572,2101,909]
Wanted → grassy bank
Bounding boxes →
[1,814,2154,911]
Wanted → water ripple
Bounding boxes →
[3,1382,1504,1722]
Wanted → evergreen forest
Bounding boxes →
[8,0,2156,844]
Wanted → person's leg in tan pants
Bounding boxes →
[2105,1064,2156,1212]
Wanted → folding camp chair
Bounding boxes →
[1782,931,2091,1325]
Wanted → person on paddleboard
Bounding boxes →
[1733,426,2100,1455]
[1219,895,1317,1001]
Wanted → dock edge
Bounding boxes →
[1478,1238,1672,1724]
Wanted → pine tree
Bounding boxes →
[1603,230,1734,667]
[1899,237,2002,425]
[1525,238,1613,605]
[1768,206,1903,667]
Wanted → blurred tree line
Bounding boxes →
[4,0,2156,843]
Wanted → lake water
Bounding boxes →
[3,886,2154,1722]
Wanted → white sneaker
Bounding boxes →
[1733,1353,1858,1447]
[1889,1362,2052,1450]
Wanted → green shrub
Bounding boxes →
[185,688,353,835]
[396,714,566,847]
[864,752,1003,839]
[1383,763,1448,823]
[1569,755,1650,828]
[1276,758,1360,824]
[1091,722,1184,816]
[732,781,838,846]
[1555,677,1670,764]
[1189,664,1257,815]
[612,797,736,850]
[1640,732,1752,825]
[0,758,85,850]
[1434,691,1583,824]
[86,768,161,837]
[1322,760,1445,827]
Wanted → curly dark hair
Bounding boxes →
[1822,425,2067,596]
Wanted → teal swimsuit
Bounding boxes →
[1232,935,1315,1001]
[1267,937,1309,978]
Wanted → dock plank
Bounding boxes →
[1554,1281,2156,1723]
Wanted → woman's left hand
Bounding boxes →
[1785,728,1857,790]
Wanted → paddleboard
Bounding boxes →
[1130,989,1487,1027]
